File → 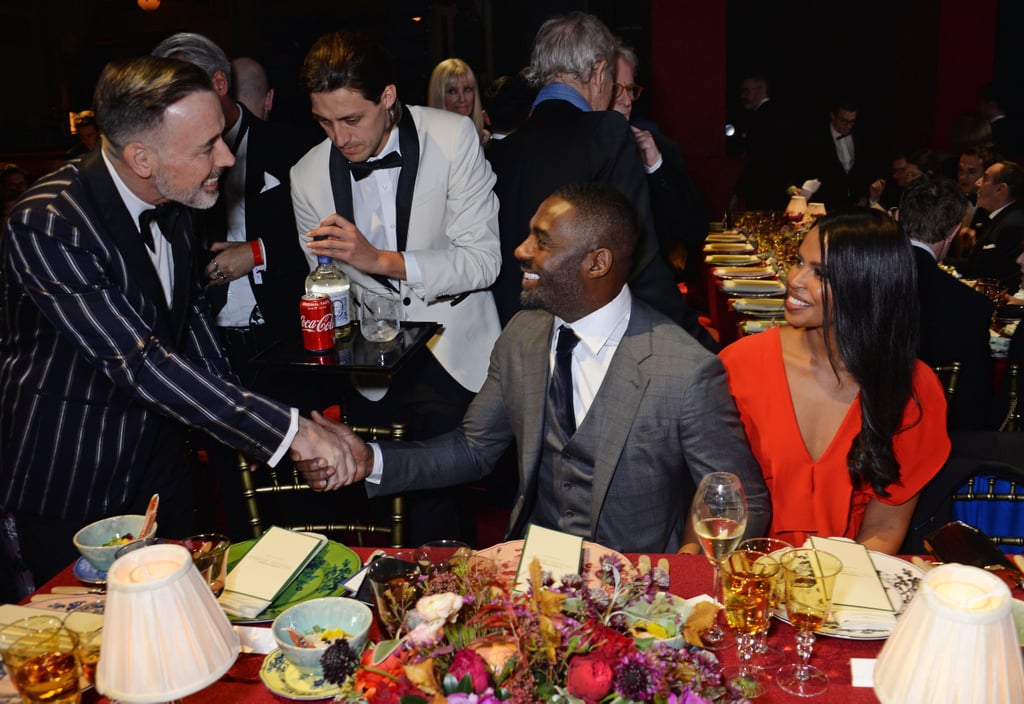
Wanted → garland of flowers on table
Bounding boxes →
[320,554,754,703]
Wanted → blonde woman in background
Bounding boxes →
[428,58,488,144]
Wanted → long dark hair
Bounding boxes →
[818,209,920,497]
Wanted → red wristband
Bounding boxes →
[250,240,263,266]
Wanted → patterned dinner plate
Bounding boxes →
[224,539,361,624]
[475,539,635,590]
[259,649,342,701]
[774,552,925,640]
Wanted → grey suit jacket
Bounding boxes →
[368,295,770,553]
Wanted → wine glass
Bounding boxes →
[691,471,748,650]
[776,549,844,697]
[736,537,793,669]
[721,549,780,698]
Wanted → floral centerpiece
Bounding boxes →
[320,553,753,704]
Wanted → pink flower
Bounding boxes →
[448,648,491,694]
[406,618,446,647]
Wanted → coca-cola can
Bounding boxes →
[300,293,335,353]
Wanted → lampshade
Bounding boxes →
[97,543,239,703]
[873,563,1024,703]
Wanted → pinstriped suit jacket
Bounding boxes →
[0,150,293,522]
[367,296,771,553]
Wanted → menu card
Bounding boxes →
[809,536,895,628]
[219,527,327,618]
[513,524,583,593]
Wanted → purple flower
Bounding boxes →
[613,652,663,702]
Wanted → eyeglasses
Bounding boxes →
[612,83,644,101]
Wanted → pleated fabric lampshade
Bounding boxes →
[97,543,239,703]
[874,563,1024,704]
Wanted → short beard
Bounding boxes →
[153,168,222,210]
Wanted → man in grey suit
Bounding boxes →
[0,56,343,585]
[297,182,769,553]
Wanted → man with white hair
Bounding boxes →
[486,12,716,351]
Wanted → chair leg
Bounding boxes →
[237,452,264,539]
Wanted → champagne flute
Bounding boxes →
[721,549,780,698]
[776,549,843,697]
[692,471,748,650]
[736,537,793,669]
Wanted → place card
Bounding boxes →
[219,527,327,618]
[513,524,583,593]
[809,537,894,618]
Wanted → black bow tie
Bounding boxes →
[348,151,403,181]
[138,203,181,252]
[836,133,852,140]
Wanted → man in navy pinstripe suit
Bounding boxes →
[0,56,351,586]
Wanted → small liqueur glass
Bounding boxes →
[776,549,844,697]
[721,549,781,698]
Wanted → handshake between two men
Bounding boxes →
[291,412,373,490]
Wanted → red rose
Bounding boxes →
[448,648,491,693]
[566,652,617,704]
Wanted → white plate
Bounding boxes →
[729,297,785,316]
[774,552,925,640]
[739,319,788,335]
[259,650,342,701]
[705,254,761,266]
[703,242,755,254]
[713,266,775,280]
[705,233,748,243]
[22,594,105,614]
[72,557,106,585]
[722,279,786,297]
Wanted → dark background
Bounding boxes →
[1,0,1019,212]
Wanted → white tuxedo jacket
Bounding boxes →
[290,105,501,392]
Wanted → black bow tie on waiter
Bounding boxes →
[348,151,403,181]
[138,202,181,252]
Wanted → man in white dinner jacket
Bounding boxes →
[289,30,502,542]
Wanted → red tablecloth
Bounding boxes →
[23,548,910,704]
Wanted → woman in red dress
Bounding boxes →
[720,209,950,553]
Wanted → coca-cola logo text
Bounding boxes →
[301,314,333,332]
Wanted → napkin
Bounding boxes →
[807,537,896,631]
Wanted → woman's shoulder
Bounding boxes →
[719,325,781,366]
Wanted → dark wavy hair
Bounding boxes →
[300,30,402,127]
[818,208,921,497]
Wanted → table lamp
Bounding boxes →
[97,543,239,703]
[873,563,1024,703]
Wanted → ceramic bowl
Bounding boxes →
[72,514,158,572]
[271,597,372,674]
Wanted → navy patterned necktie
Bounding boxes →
[549,325,580,435]
[138,203,181,252]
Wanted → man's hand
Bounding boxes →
[291,411,374,491]
[869,178,885,204]
[305,214,407,280]
[631,126,661,169]
[204,241,256,286]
